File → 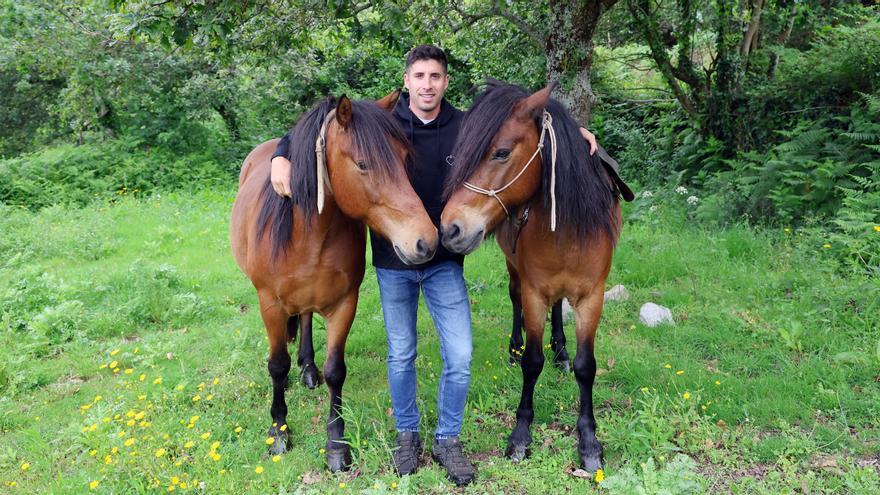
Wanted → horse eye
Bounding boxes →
[492,149,511,161]
[355,160,367,170]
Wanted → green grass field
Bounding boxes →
[1,189,878,494]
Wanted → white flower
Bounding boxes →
[641,190,653,198]
[649,205,658,212]
[686,195,699,205]
[675,186,688,195]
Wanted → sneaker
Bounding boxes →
[432,437,476,486]
[392,431,422,475]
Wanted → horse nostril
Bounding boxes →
[445,222,461,241]
[416,239,426,256]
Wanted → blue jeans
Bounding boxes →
[376,261,472,440]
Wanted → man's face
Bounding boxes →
[403,59,449,116]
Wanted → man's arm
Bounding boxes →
[271,133,292,198]
[579,127,597,155]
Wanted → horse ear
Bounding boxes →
[376,89,401,111]
[513,83,554,123]
[336,95,353,129]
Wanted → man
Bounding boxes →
[269,45,597,486]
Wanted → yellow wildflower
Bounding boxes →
[234,426,242,433]
[124,438,136,447]
[265,437,275,445]
[595,468,605,483]
[210,441,220,450]
[125,369,134,375]
[663,364,672,369]
[109,360,118,369]
[20,462,30,471]
[89,480,100,490]
[155,448,166,458]
[201,432,211,440]
[683,392,691,400]
[139,374,146,381]
[823,243,832,249]
[254,466,264,474]
[272,455,281,463]
[339,482,347,488]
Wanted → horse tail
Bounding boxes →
[286,314,300,343]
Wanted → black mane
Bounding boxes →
[256,97,410,259]
[445,81,618,242]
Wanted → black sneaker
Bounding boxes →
[392,431,422,475]
[432,437,476,486]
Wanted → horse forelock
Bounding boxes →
[446,81,618,243]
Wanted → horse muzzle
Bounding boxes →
[440,221,484,255]
[393,237,437,265]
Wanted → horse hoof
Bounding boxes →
[579,452,603,473]
[554,359,571,373]
[267,427,289,455]
[505,443,530,462]
[325,446,352,472]
[301,367,321,389]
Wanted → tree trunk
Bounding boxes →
[544,0,618,125]
[216,103,240,142]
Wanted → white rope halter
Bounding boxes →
[314,109,336,214]
[462,110,559,231]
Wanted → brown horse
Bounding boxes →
[230,92,438,472]
[440,81,631,472]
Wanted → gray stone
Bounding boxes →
[639,302,674,327]
[561,298,574,323]
[604,284,629,302]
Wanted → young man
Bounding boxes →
[269,45,597,486]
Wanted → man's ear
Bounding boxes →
[336,94,352,129]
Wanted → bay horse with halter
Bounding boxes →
[230,91,438,472]
[440,81,632,472]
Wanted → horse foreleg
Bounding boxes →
[550,301,571,372]
[322,293,357,472]
[297,312,322,389]
[507,263,525,365]
[505,285,548,462]
[259,292,291,455]
[572,290,605,472]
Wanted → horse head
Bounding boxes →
[325,92,438,265]
[440,84,553,254]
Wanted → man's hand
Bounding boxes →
[270,156,293,198]
[579,127,597,155]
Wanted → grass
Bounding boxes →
[0,189,878,494]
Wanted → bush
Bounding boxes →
[0,138,235,210]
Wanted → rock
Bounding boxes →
[561,298,574,322]
[604,284,629,302]
[639,303,674,327]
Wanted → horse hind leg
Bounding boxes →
[259,293,291,456]
[505,285,548,462]
[294,312,322,389]
[571,291,606,472]
[322,293,358,472]
[549,300,571,372]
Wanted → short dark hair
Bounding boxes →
[405,44,448,73]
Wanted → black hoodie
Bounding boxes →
[370,93,464,269]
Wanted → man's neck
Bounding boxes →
[409,101,441,122]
